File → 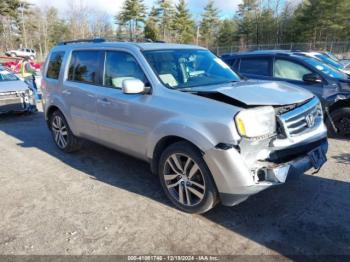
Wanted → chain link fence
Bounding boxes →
[213,41,350,59]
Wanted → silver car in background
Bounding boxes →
[41,40,328,213]
[0,69,37,114]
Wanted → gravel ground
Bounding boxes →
[0,107,349,257]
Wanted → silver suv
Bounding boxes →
[41,40,328,214]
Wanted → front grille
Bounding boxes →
[278,97,322,137]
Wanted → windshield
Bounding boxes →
[303,57,348,80]
[315,53,344,69]
[0,70,18,81]
[143,49,240,89]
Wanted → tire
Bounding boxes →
[50,110,81,152]
[326,107,350,138]
[10,53,16,57]
[158,141,218,214]
[29,55,34,60]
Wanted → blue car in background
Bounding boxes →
[221,50,350,137]
[296,51,350,75]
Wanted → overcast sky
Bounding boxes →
[27,0,242,20]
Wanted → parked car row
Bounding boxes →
[40,40,328,214]
[221,50,350,137]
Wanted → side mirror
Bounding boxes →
[122,79,147,94]
[303,73,322,84]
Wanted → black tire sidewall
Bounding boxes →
[328,108,350,138]
[158,141,218,214]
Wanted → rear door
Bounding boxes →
[238,56,273,80]
[62,50,103,139]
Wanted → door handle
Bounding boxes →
[98,97,111,105]
[62,90,71,95]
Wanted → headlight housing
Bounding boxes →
[235,106,276,138]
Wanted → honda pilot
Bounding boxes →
[41,40,328,214]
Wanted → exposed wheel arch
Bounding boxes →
[328,98,350,113]
[151,136,203,175]
[46,105,61,128]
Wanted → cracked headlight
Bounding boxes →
[235,106,276,138]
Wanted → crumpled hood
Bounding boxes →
[0,80,29,93]
[215,80,314,106]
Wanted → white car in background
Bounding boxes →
[5,48,36,60]
[0,70,37,114]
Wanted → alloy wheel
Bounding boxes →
[163,153,206,206]
[51,115,68,149]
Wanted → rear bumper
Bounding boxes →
[204,137,328,207]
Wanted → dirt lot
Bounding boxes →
[0,106,349,257]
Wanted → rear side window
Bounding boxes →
[239,57,270,76]
[46,51,65,79]
[68,50,100,84]
[223,58,236,67]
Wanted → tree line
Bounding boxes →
[1,0,350,60]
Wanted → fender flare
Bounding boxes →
[146,119,217,161]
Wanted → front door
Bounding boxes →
[95,50,151,158]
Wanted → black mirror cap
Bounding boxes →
[303,73,322,83]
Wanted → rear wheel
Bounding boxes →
[10,53,16,57]
[327,107,350,138]
[159,141,218,214]
[50,110,81,152]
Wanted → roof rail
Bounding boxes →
[57,38,106,46]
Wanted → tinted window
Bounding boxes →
[46,51,65,79]
[104,51,147,89]
[239,57,270,76]
[68,51,100,84]
[222,57,236,67]
[274,59,312,81]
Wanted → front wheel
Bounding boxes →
[327,107,350,138]
[159,141,218,214]
[50,110,81,152]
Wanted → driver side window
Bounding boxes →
[274,59,312,81]
[103,51,147,89]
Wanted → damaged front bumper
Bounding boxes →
[204,128,328,207]
[0,90,37,114]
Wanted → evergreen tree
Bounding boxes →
[217,19,238,47]
[157,0,175,41]
[200,0,219,48]
[172,0,194,44]
[144,7,159,41]
[116,0,147,41]
[0,0,21,18]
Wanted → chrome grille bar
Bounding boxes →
[278,97,322,137]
